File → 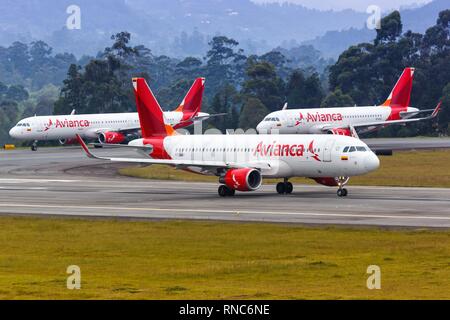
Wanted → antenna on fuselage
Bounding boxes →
[282,103,288,110]
[70,109,76,115]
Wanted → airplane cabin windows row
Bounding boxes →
[17,123,30,127]
[176,147,256,153]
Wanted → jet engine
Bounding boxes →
[220,168,262,191]
[327,128,351,136]
[98,131,126,144]
[59,138,78,145]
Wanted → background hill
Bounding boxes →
[0,0,447,58]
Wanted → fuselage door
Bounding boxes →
[322,139,335,162]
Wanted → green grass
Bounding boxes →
[119,149,450,188]
[0,216,448,299]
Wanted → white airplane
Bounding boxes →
[76,77,380,197]
[256,68,441,135]
[9,77,213,151]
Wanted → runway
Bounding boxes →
[1,141,450,228]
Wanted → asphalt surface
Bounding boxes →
[0,138,449,228]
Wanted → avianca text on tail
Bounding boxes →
[257,67,441,136]
[77,77,380,198]
[8,77,210,151]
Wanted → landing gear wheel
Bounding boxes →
[337,188,348,197]
[336,176,349,197]
[285,182,293,194]
[276,182,286,194]
[218,185,228,197]
[31,143,37,151]
[218,185,235,197]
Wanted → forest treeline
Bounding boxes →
[1,10,449,144]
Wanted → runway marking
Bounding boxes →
[0,178,80,183]
[1,203,449,221]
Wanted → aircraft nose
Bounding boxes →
[9,127,17,138]
[256,122,266,134]
[364,153,380,172]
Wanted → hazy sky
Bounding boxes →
[252,0,432,12]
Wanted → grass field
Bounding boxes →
[119,149,450,188]
[0,216,448,299]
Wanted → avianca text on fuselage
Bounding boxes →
[299,112,343,123]
[253,141,305,157]
[48,118,91,129]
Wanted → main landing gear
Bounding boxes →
[336,176,349,197]
[31,140,38,151]
[218,185,236,197]
[276,178,293,195]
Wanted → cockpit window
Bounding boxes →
[349,146,356,152]
[356,146,367,152]
[343,146,349,152]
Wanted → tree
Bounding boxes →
[320,89,354,108]
[5,85,29,101]
[242,60,284,111]
[204,36,246,94]
[29,41,52,65]
[286,69,323,107]
[54,64,83,114]
[208,84,239,131]
[375,11,402,45]
[239,97,269,130]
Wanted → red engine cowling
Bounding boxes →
[312,177,339,187]
[328,128,351,136]
[98,132,126,144]
[59,138,78,145]
[220,168,262,191]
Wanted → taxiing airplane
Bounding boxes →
[256,68,441,135]
[76,77,380,197]
[9,77,211,151]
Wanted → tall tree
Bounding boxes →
[242,60,284,111]
[239,97,269,130]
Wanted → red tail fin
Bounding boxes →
[132,78,175,138]
[382,67,415,108]
[174,78,205,117]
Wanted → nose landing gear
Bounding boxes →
[336,176,349,197]
[276,178,293,195]
[31,140,38,151]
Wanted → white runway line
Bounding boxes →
[1,203,449,221]
[0,178,81,183]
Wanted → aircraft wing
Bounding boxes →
[90,142,153,151]
[319,102,441,133]
[76,135,271,171]
[178,113,228,125]
[93,126,141,135]
[340,102,441,131]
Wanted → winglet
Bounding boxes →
[431,102,442,118]
[76,134,97,159]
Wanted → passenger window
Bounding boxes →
[349,146,356,152]
[343,146,349,152]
